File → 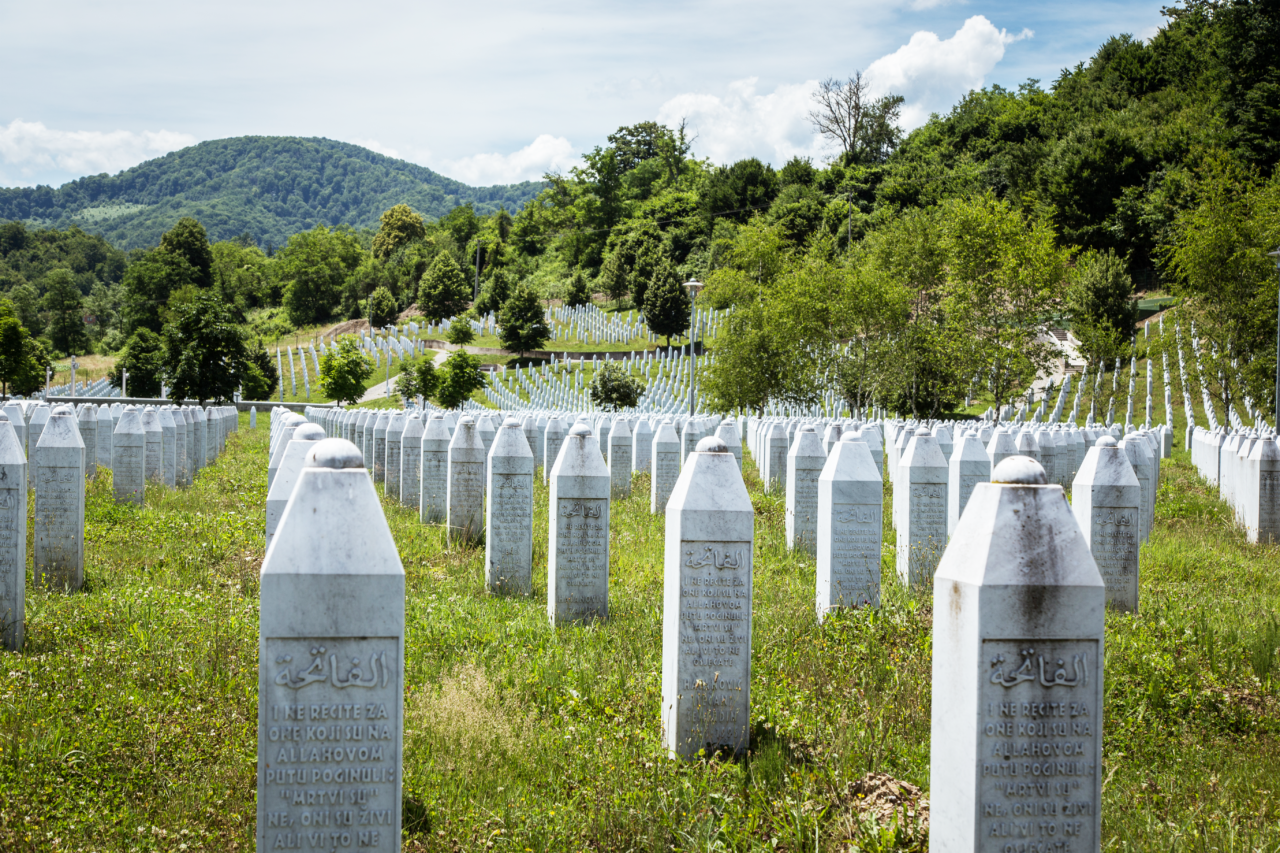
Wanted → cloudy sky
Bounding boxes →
[0,0,1167,189]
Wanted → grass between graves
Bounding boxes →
[2,416,1280,850]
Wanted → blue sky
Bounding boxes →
[0,0,1168,189]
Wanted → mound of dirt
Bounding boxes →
[322,319,370,338]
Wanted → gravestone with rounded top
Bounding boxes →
[608,417,633,500]
[930,456,1104,853]
[948,430,991,537]
[486,419,535,595]
[0,414,26,650]
[420,415,449,524]
[446,416,485,544]
[265,423,326,549]
[817,432,882,617]
[785,425,825,554]
[547,424,611,625]
[112,408,145,505]
[34,410,85,591]
[258,438,404,853]
[400,415,423,509]
[1072,436,1140,612]
[650,419,681,514]
[895,428,948,589]
[661,436,754,759]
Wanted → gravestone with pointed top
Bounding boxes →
[650,420,681,514]
[608,418,633,500]
[547,424,610,625]
[400,415,423,509]
[27,406,48,491]
[158,407,177,486]
[486,419,535,595]
[895,428,948,589]
[632,418,653,474]
[948,430,991,537]
[141,407,162,482]
[0,414,25,650]
[112,408,145,505]
[78,405,97,479]
[34,409,85,591]
[817,432,882,617]
[385,412,405,501]
[661,436,754,759]
[1072,435,1141,612]
[716,419,743,471]
[258,438,404,853]
[372,412,390,483]
[930,455,1104,853]
[420,415,449,524]
[446,416,485,544]
[265,423,326,549]
[543,416,566,485]
[785,425,825,554]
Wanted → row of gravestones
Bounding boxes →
[1189,426,1280,543]
[258,419,1110,852]
[0,402,239,651]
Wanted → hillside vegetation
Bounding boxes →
[0,137,546,251]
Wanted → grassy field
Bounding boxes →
[2,412,1280,851]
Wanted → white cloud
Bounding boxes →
[657,78,824,168]
[433,135,578,186]
[865,15,1033,128]
[0,119,195,187]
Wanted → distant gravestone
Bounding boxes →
[543,417,566,485]
[608,418,633,500]
[158,407,177,486]
[112,408,145,505]
[661,436,754,759]
[78,405,97,479]
[446,416,485,544]
[895,428,948,589]
[34,410,85,591]
[142,407,163,482]
[265,423,326,550]
[785,425,825,554]
[175,407,191,486]
[816,432,882,617]
[385,412,405,501]
[547,424,610,625]
[716,419,743,471]
[258,438,404,853]
[1073,436,1141,612]
[947,430,991,537]
[400,415,423,509]
[930,456,1104,853]
[249,406,256,428]
[485,419,535,595]
[650,419,681,514]
[420,415,449,524]
[0,414,26,650]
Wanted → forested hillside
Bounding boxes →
[1,0,1277,419]
[0,137,545,250]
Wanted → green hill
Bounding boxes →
[0,136,547,250]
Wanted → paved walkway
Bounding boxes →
[358,349,445,403]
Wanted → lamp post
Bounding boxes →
[682,280,704,416]
[1269,248,1280,425]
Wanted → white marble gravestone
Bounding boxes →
[27,406,48,491]
[141,407,163,482]
[192,407,207,476]
[258,438,404,853]
[650,419,681,514]
[947,430,991,537]
[661,436,754,759]
[1248,437,1280,544]
[543,417,565,486]
[400,415,423,509]
[78,406,97,479]
[1072,435,1140,612]
[1118,435,1153,544]
[446,416,485,544]
[112,408,145,505]
[485,419,535,595]
[715,419,743,471]
[385,412,405,501]
[632,418,653,474]
[158,407,177,486]
[547,424,610,625]
[816,432,882,617]
[608,418,632,500]
[249,406,256,428]
[0,413,26,650]
[895,428,948,589]
[265,423,327,549]
[763,423,787,494]
[34,409,85,591]
[371,412,390,484]
[785,425,825,555]
[930,456,1104,853]
[420,415,449,524]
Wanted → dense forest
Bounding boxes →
[0,137,545,251]
[1,0,1277,416]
